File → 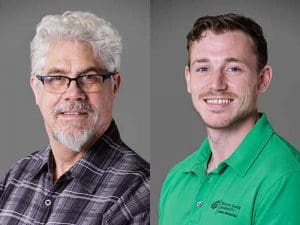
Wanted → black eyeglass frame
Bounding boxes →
[35,72,115,92]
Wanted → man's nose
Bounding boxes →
[63,80,86,101]
[209,69,228,92]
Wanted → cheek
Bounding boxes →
[189,80,205,99]
[37,93,60,118]
[89,93,114,115]
[236,80,258,105]
[189,85,205,111]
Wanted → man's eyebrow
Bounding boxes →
[78,66,107,74]
[46,66,106,75]
[46,68,67,75]
[190,58,210,67]
[225,57,243,63]
[190,57,246,67]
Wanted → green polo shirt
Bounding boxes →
[159,114,300,225]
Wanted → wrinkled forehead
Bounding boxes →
[43,39,105,75]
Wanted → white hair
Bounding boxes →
[30,11,122,75]
[52,126,94,152]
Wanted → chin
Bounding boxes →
[199,112,230,128]
[52,127,96,152]
[204,120,233,129]
[200,110,257,130]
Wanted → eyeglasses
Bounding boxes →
[36,72,115,93]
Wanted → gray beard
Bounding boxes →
[51,101,98,152]
[52,127,95,152]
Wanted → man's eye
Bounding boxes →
[196,67,209,73]
[226,67,242,73]
[81,75,101,83]
[83,75,96,80]
[44,76,66,83]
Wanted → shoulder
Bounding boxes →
[254,132,300,200]
[164,147,201,181]
[160,147,201,200]
[101,126,149,175]
[259,132,300,176]
[0,148,48,190]
[7,148,47,174]
[93,137,150,193]
[110,140,150,180]
[269,131,299,151]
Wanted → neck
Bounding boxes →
[206,113,259,172]
[50,140,87,181]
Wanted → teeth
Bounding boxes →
[63,112,80,115]
[206,99,232,105]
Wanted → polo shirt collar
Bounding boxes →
[225,113,274,176]
[180,113,274,177]
[181,138,211,176]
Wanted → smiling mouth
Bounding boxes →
[204,98,234,105]
[59,111,88,115]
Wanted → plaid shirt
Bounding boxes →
[0,120,150,225]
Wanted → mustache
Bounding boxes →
[52,101,94,116]
[199,91,238,99]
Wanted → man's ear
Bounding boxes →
[112,73,121,96]
[257,65,272,93]
[185,65,191,93]
[30,76,40,105]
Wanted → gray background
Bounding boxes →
[0,0,150,178]
[151,0,300,223]
[1,0,300,223]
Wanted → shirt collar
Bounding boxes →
[180,113,274,177]
[29,119,122,191]
[26,145,52,180]
[225,113,274,176]
[180,138,211,176]
[67,119,122,192]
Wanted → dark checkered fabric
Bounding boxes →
[0,120,150,225]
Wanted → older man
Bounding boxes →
[0,11,149,225]
[159,13,300,225]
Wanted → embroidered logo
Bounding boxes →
[210,200,220,209]
[210,200,241,218]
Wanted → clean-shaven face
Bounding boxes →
[31,40,118,151]
[185,30,261,129]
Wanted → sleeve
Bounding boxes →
[254,172,300,225]
[0,168,13,198]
